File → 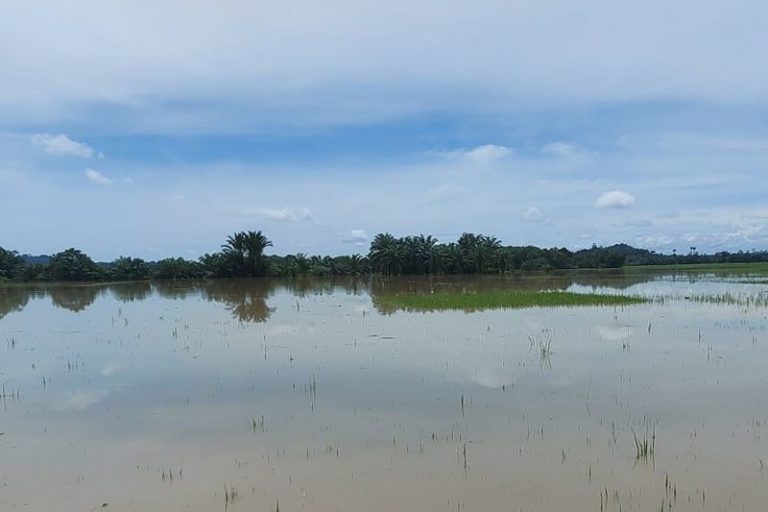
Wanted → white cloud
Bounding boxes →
[636,235,675,248]
[436,144,512,166]
[85,168,112,185]
[32,133,95,158]
[541,141,597,159]
[260,207,313,222]
[542,142,578,157]
[595,190,636,209]
[523,206,543,222]
[464,144,512,165]
[3,1,768,132]
[341,228,368,244]
[722,219,765,243]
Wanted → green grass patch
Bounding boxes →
[380,290,646,312]
[624,262,768,273]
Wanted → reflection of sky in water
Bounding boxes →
[568,271,768,299]
[1,273,768,511]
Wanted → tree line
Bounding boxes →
[2,230,768,282]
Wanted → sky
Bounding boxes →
[2,0,768,260]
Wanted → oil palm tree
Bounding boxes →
[242,230,272,276]
[414,235,440,274]
[222,232,247,275]
[349,253,366,275]
[222,230,272,277]
[110,256,150,281]
[369,233,403,275]
[457,233,480,273]
[475,235,502,273]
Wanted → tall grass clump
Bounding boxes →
[633,427,656,462]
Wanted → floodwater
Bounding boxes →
[1,271,767,511]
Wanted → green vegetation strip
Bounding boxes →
[381,291,646,311]
[623,262,768,273]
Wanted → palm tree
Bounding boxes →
[400,235,424,274]
[415,235,441,274]
[111,256,150,281]
[222,230,272,277]
[349,254,363,275]
[294,253,309,273]
[443,243,463,274]
[369,233,403,275]
[475,235,502,273]
[242,230,272,276]
[222,232,247,275]
[457,233,480,273]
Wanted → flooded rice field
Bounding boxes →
[1,271,767,511]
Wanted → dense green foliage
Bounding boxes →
[367,232,625,274]
[48,248,102,281]
[0,247,25,280]
[3,230,768,283]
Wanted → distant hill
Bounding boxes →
[601,244,660,265]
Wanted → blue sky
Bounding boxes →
[2,0,768,260]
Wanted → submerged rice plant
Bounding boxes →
[633,427,656,462]
[379,290,646,312]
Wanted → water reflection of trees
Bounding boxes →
[152,280,201,300]
[283,275,366,297]
[0,287,34,319]
[200,279,276,323]
[196,277,365,322]
[110,281,152,302]
[1,271,667,319]
[367,271,660,314]
[1,285,107,317]
[49,285,104,312]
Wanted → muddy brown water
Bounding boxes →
[1,272,767,511]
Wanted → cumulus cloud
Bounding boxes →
[341,229,368,244]
[32,133,95,158]
[437,144,513,165]
[85,168,112,185]
[523,206,543,222]
[541,141,596,159]
[464,144,512,165]
[542,142,578,157]
[260,207,313,222]
[636,235,674,247]
[595,190,636,209]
